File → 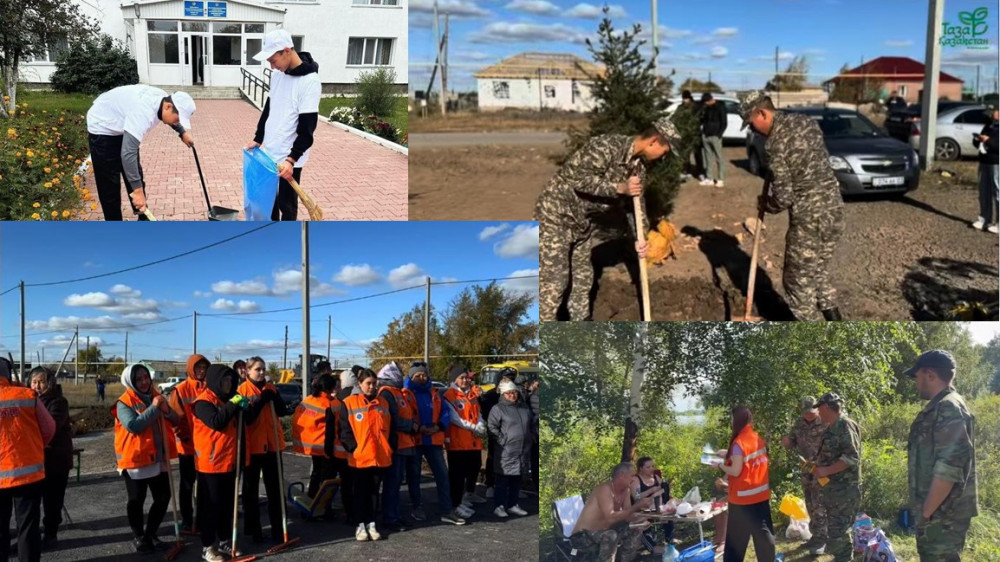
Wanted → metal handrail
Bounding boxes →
[240,67,270,106]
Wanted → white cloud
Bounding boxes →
[712,27,738,38]
[942,45,999,64]
[479,223,511,240]
[212,279,272,296]
[210,299,260,313]
[36,334,103,348]
[388,263,428,289]
[884,40,913,47]
[494,224,539,259]
[711,46,728,59]
[63,291,160,315]
[469,22,591,45]
[334,264,382,286]
[506,0,560,16]
[691,36,713,45]
[409,0,491,18]
[501,269,540,300]
[564,3,626,18]
[121,312,163,321]
[64,292,115,307]
[109,284,141,298]
[454,51,495,62]
[28,316,134,331]
[272,268,343,297]
[193,290,212,298]
[216,340,291,356]
[755,51,795,61]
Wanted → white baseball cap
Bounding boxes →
[253,29,294,62]
[170,91,196,130]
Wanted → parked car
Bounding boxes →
[746,107,920,195]
[907,105,990,161]
[884,100,978,142]
[157,377,184,393]
[664,94,745,142]
[276,383,304,410]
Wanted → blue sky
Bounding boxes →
[0,222,538,368]
[409,0,1000,93]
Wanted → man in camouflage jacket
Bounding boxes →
[780,396,828,549]
[905,350,978,562]
[738,90,844,321]
[535,119,680,321]
[813,392,861,561]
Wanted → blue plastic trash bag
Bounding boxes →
[242,147,278,221]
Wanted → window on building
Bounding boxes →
[213,35,241,65]
[213,22,242,34]
[148,31,179,64]
[544,85,556,98]
[25,33,69,63]
[181,22,208,32]
[571,80,580,102]
[148,20,178,32]
[292,36,304,52]
[346,37,393,65]
[493,81,510,99]
[246,38,262,65]
[898,85,908,97]
[245,23,264,33]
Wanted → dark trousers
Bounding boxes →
[88,133,147,221]
[330,457,355,524]
[447,450,481,508]
[531,441,539,490]
[242,453,282,540]
[724,500,775,562]
[178,455,196,527]
[122,471,171,540]
[978,163,998,224]
[352,467,384,525]
[383,452,420,523]
[485,441,499,488]
[0,481,43,562]
[308,456,337,499]
[271,167,303,221]
[494,473,521,510]
[196,472,235,548]
[41,469,70,537]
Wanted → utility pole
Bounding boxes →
[326,316,331,359]
[19,280,25,383]
[75,325,79,386]
[775,46,780,108]
[443,13,449,110]
[433,0,446,116]
[193,311,198,354]
[124,331,128,365]
[301,222,311,402]
[975,64,980,102]
[86,336,90,379]
[651,0,658,74]
[423,276,431,366]
[283,325,289,370]
[919,0,944,170]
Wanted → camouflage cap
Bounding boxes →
[738,89,771,129]
[815,392,843,407]
[799,396,818,412]
[652,116,681,149]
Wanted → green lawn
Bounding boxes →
[12,89,95,116]
[318,96,408,138]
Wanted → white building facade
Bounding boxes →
[20,0,407,92]
[475,53,598,112]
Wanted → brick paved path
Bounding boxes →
[79,99,407,221]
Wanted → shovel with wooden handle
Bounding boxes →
[633,195,652,322]
[734,181,770,322]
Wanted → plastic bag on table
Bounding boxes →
[681,486,701,505]
[785,517,812,541]
[242,147,279,221]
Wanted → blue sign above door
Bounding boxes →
[184,1,204,16]
[207,1,227,17]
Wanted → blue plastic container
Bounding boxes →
[242,147,279,221]
[675,541,715,562]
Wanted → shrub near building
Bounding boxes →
[0,96,92,220]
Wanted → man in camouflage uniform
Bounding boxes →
[671,90,703,180]
[905,350,978,562]
[535,119,680,321]
[780,396,828,550]
[812,392,861,560]
[738,90,845,321]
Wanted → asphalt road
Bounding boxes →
[22,435,538,562]
[410,132,566,148]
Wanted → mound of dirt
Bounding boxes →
[72,405,114,435]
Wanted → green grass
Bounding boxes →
[12,89,96,116]
[318,96,408,138]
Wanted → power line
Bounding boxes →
[0,286,17,297]
[2,314,192,339]
[21,224,276,288]
[431,274,538,286]
[200,284,425,317]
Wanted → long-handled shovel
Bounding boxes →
[266,402,299,554]
[633,196,652,322]
[160,419,187,561]
[193,145,239,221]
[734,182,770,322]
[231,411,257,562]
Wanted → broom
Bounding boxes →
[230,410,257,562]
[266,402,300,554]
[160,418,186,561]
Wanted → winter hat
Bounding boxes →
[448,364,468,383]
[409,363,429,378]
[498,380,518,394]
[377,363,404,386]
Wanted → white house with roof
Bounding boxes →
[474,52,601,112]
[19,0,407,93]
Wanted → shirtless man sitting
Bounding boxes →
[570,462,664,561]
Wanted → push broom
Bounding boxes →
[266,402,299,554]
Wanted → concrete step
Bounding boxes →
[153,85,242,99]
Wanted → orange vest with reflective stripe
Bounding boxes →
[171,378,205,455]
[727,425,770,505]
[114,389,178,470]
[443,387,483,451]
[192,390,237,473]
[0,379,45,489]
[329,397,347,459]
[292,394,331,456]
[344,394,392,469]
[381,386,418,451]
[238,380,286,459]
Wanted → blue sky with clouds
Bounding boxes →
[409,0,999,93]
[0,222,538,367]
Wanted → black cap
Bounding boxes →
[701,92,713,102]
[815,392,843,407]
[904,350,956,378]
[681,89,693,100]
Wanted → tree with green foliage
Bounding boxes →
[50,34,138,95]
[437,282,537,364]
[828,63,884,104]
[766,55,810,93]
[561,6,682,221]
[355,67,397,118]
[678,78,722,93]
[0,0,97,116]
